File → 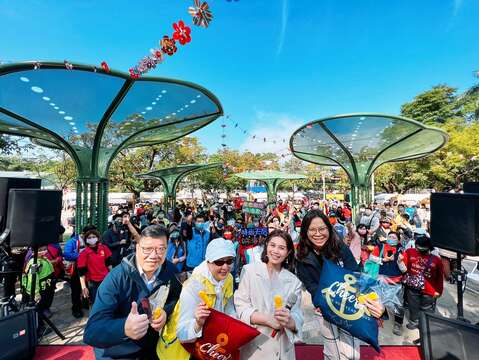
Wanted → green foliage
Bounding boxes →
[376,82,479,193]
[108,136,207,197]
[400,85,459,125]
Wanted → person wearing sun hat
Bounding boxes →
[372,215,393,245]
[157,238,237,359]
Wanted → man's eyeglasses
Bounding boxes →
[139,246,167,256]
[213,259,234,266]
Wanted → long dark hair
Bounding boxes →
[261,229,295,271]
[296,210,342,261]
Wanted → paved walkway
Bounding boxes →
[39,280,479,346]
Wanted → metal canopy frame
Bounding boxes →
[136,163,222,211]
[289,113,448,210]
[235,170,307,204]
[0,61,223,232]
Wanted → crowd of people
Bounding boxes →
[16,195,448,359]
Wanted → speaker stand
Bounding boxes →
[26,247,65,340]
[453,251,470,323]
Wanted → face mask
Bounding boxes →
[295,227,301,233]
[195,223,204,231]
[253,222,260,227]
[87,237,98,246]
[158,213,165,219]
[386,238,398,246]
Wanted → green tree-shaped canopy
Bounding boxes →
[289,113,448,207]
[0,61,223,230]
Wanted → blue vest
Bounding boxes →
[186,229,209,268]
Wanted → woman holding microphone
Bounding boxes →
[234,229,303,360]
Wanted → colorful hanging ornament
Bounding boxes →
[33,61,41,70]
[128,0,212,78]
[161,35,177,56]
[150,48,164,63]
[188,0,213,28]
[101,61,110,73]
[173,20,192,45]
[129,67,140,79]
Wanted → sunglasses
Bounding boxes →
[213,258,234,266]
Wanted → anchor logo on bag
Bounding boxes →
[321,274,370,320]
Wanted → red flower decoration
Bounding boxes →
[129,68,140,79]
[161,35,177,56]
[101,61,110,73]
[172,20,192,45]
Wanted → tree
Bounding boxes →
[30,151,77,190]
[108,136,207,198]
[400,85,460,125]
[375,84,479,193]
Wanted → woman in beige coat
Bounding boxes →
[234,229,303,360]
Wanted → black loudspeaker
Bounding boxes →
[430,192,479,256]
[0,177,41,231]
[0,309,37,360]
[6,189,62,248]
[463,181,479,194]
[419,312,479,360]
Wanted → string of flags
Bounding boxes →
[222,115,290,146]
[219,114,294,159]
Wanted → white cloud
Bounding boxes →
[239,111,304,155]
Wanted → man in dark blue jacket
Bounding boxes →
[84,225,182,360]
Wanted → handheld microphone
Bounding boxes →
[271,293,298,338]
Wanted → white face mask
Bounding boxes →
[86,237,98,245]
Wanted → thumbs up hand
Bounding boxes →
[124,302,149,340]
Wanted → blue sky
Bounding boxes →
[0,0,478,155]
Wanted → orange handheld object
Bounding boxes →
[198,290,210,307]
[153,307,163,320]
[274,295,283,309]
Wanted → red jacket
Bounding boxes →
[403,248,444,297]
[77,244,112,282]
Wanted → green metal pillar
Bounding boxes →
[351,181,371,218]
[76,178,109,234]
[75,180,82,234]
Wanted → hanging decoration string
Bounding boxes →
[129,1,212,78]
